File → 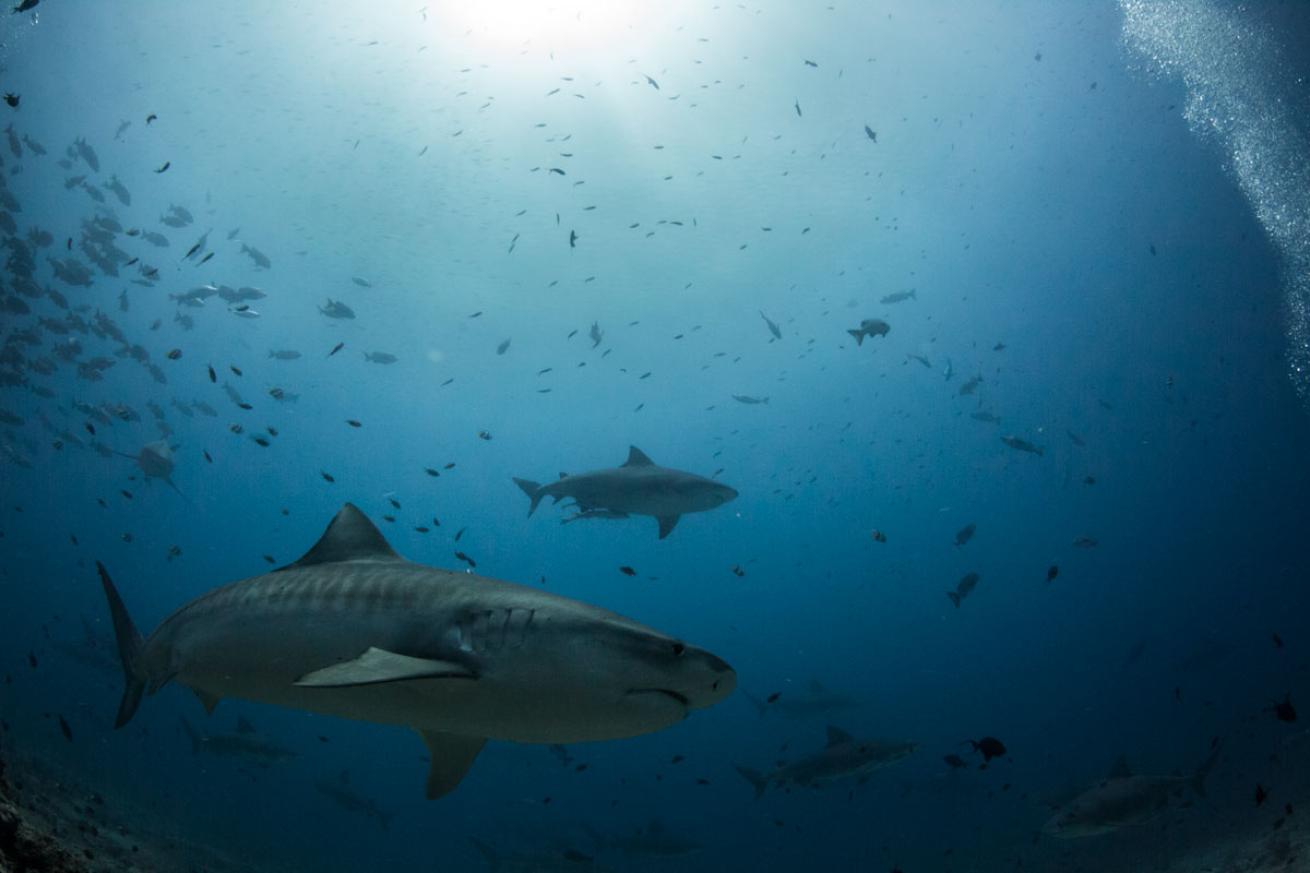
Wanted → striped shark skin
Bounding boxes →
[97,503,735,798]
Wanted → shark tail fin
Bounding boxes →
[96,561,146,728]
[733,764,768,799]
[847,329,865,346]
[512,477,544,515]
[1192,742,1222,797]
[741,690,768,718]
[947,591,961,608]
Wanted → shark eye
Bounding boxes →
[671,642,686,657]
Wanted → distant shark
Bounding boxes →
[514,446,737,539]
[179,716,298,764]
[98,503,735,798]
[315,770,393,831]
[1043,746,1220,837]
[116,439,184,496]
[742,680,863,719]
[734,726,917,797]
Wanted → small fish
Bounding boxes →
[2,93,18,108]
[619,566,637,576]
[328,342,345,357]
[846,318,890,346]
[1073,536,1098,548]
[947,572,979,608]
[346,420,362,428]
[943,754,968,769]
[864,125,877,142]
[732,394,769,405]
[569,229,578,248]
[321,471,335,483]
[1270,694,1297,723]
[969,736,1007,763]
[731,565,745,577]
[1272,632,1284,649]
[954,523,976,546]
[352,276,372,287]
[1045,564,1059,583]
[496,338,511,355]
[879,289,916,304]
[1001,435,1044,456]
[870,529,887,543]
[793,99,802,117]
[364,351,397,364]
[1256,784,1269,806]
[166,348,182,360]
[424,467,440,477]
[589,321,603,348]
[58,715,72,742]
[154,161,170,173]
[760,311,782,340]
[958,375,983,396]
[454,551,476,568]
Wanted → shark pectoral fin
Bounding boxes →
[294,647,474,688]
[193,688,221,715]
[657,515,680,539]
[416,730,486,799]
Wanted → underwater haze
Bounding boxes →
[2,0,1310,871]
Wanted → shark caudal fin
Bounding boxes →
[733,764,768,799]
[512,477,544,516]
[96,561,146,728]
[847,329,865,346]
[1192,742,1222,797]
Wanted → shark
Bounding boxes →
[742,680,863,719]
[179,717,298,764]
[513,446,738,539]
[315,770,393,831]
[97,503,735,798]
[116,439,184,496]
[734,726,918,797]
[583,819,702,857]
[1042,746,1220,837]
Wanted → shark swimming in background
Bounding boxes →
[1043,746,1221,837]
[734,725,918,798]
[116,439,184,496]
[97,503,735,798]
[513,446,738,539]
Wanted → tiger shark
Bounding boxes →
[513,446,738,539]
[116,439,184,496]
[734,726,918,797]
[98,503,735,798]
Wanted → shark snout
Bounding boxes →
[687,648,736,709]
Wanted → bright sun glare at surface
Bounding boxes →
[441,0,643,54]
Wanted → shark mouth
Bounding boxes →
[627,688,690,707]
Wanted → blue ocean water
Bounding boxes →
[2,1,1310,870]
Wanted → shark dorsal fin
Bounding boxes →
[1109,755,1132,779]
[826,725,853,747]
[287,504,401,568]
[623,445,655,467]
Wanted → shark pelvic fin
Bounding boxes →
[283,503,400,569]
[657,515,680,539]
[416,730,486,799]
[193,688,220,715]
[623,445,655,467]
[294,647,475,688]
